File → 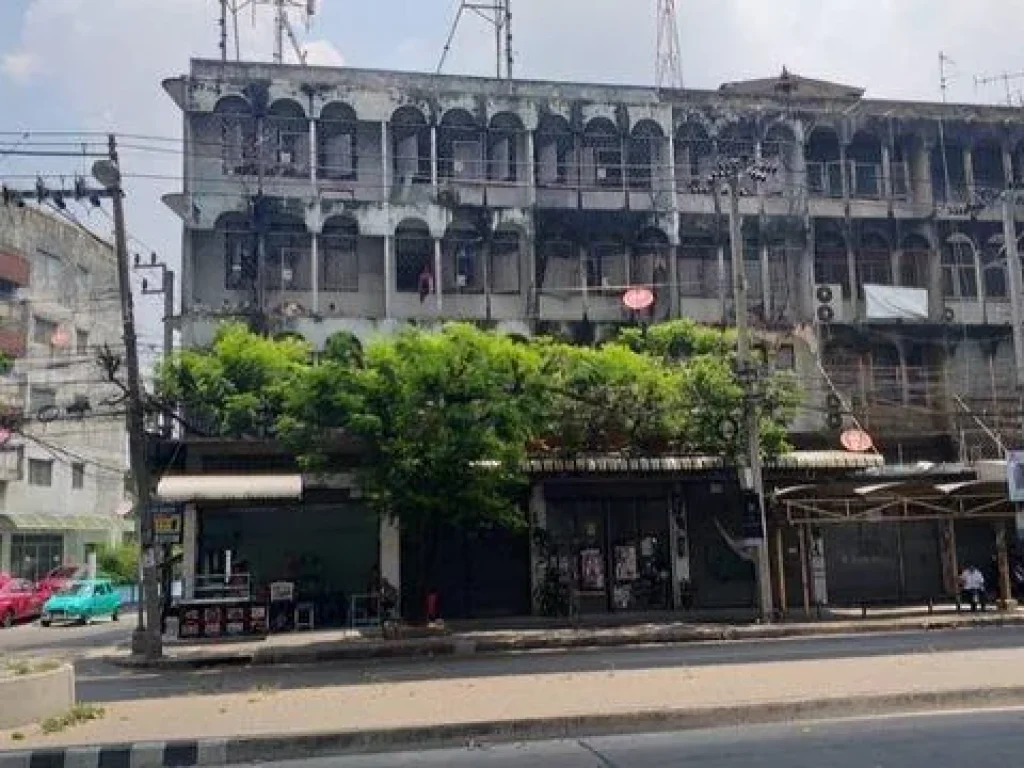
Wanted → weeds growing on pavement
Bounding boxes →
[40,704,105,734]
[10,732,24,741]
[4,658,61,677]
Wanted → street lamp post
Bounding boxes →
[93,135,162,660]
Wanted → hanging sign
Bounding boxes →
[840,428,874,453]
[151,504,184,545]
[622,287,655,311]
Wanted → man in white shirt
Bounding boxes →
[960,564,986,612]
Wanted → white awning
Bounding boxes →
[155,474,303,503]
[0,513,119,532]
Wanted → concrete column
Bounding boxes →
[798,525,811,617]
[924,222,944,321]
[881,143,893,199]
[839,143,849,199]
[760,242,771,315]
[380,515,401,615]
[996,522,1013,609]
[381,121,390,198]
[182,503,197,600]
[580,242,590,316]
[524,224,538,319]
[716,244,727,322]
[310,232,319,315]
[0,532,9,574]
[774,526,787,616]
[942,518,958,596]
[430,124,439,193]
[434,237,443,312]
[384,234,393,319]
[668,243,681,318]
[963,146,975,200]
[309,116,318,186]
[528,483,547,616]
[526,129,537,207]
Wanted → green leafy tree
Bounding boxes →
[160,320,801,618]
[282,324,548,616]
[96,542,138,585]
[158,323,311,438]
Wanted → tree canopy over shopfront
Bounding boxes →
[157,320,798,612]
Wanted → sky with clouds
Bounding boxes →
[1,0,1023,340]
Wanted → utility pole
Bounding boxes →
[1003,193,1024,395]
[713,156,776,621]
[94,135,162,660]
[135,254,175,437]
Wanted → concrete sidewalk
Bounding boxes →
[112,604,1024,669]
[8,642,1024,761]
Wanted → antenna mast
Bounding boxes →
[438,0,513,79]
[224,0,316,65]
[656,0,684,90]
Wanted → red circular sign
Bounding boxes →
[622,287,655,311]
[51,328,70,347]
[841,428,874,453]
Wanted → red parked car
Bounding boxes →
[35,565,86,601]
[0,578,45,627]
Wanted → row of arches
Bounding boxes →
[210,94,1024,203]
[812,228,1019,302]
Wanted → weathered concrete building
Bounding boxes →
[158,60,1024,620]
[163,60,1024,463]
[0,205,129,580]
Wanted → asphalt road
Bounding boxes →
[71,623,1024,703]
[244,707,1024,767]
[0,615,131,658]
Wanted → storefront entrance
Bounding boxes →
[196,502,378,628]
[544,492,673,614]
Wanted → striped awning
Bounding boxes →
[0,513,120,532]
[526,450,883,476]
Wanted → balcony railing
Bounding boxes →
[806,161,844,198]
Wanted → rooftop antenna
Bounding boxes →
[974,70,1024,107]
[223,0,315,64]
[438,0,513,79]
[655,0,684,90]
[937,51,956,207]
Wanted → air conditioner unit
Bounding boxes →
[814,283,844,324]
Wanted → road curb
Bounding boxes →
[106,612,1024,670]
[6,686,1024,766]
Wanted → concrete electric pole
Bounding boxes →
[93,135,162,660]
[713,157,777,621]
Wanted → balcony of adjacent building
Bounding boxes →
[820,336,951,439]
[187,212,532,327]
[812,226,935,326]
[534,227,673,325]
[533,115,673,213]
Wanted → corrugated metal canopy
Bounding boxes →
[155,474,303,503]
[0,513,119,531]
[527,451,883,475]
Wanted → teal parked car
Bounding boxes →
[40,579,120,626]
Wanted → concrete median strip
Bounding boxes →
[5,686,1024,766]
[110,610,1024,670]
